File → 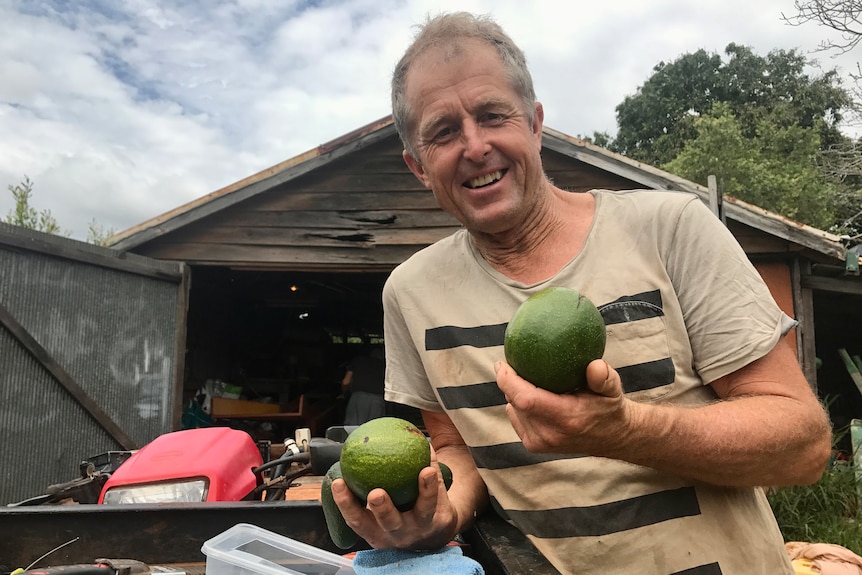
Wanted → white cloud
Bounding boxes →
[0,0,859,239]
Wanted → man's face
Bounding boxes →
[401,40,545,235]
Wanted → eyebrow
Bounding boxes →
[418,98,516,140]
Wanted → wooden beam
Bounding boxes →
[170,263,191,431]
[801,274,862,295]
[0,300,138,450]
[707,175,725,224]
[0,226,183,283]
[793,259,818,391]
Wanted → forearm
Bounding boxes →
[613,394,830,486]
[434,442,489,533]
[422,409,489,534]
[499,346,832,488]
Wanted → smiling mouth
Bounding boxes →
[465,170,504,189]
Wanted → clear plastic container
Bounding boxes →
[201,523,356,575]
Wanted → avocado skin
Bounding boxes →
[439,462,453,490]
[321,461,360,550]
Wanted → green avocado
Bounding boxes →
[504,287,607,393]
[320,461,360,550]
[339,417,432,511]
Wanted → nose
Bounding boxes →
[461,120,490,162]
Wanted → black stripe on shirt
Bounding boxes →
[426,323,507,350]
[438,381,506,409]
[618,357,675,393]
[435,358,674,408]
[671,563,722,575]
[424,290,663,351]
[503,486,701,538]
[469,442,584,470]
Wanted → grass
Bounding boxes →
[767,452,862,555]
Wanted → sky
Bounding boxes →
[1,0,860,240]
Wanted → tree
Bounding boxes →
[5,176,62,234]
[610,44,851,167]
[783,1,862,55]
[663,103,839,230]
[783,0,862,203]
[4,176,115,244]
[87,218,115,247]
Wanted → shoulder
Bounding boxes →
[386,229,471,289]
[592,189,701,214]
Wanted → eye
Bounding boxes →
[481,112,504,124]
[432,125,457,142]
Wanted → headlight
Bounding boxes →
[102,478,209,504]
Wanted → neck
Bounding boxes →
[472,188,595,284]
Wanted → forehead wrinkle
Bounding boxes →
[419,94,514,135]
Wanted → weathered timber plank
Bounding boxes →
[133,243,425,266]
[148,226,460,248]
[793,259,818,390]
[208,209,459,229]
[0,225,184,282]
[801,274,862,295]
[734,234,796,254]
[263,172,428,194]
[245,190,441,211]
[331,153,413,173]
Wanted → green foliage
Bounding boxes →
[87,218,115,246]
[611,44,851,167]
[5,176,114,244]
[578,131,615,148]
[768,459,862,554]
[662,103,839,229]
[5,176,63,234]
[830,187,862,237]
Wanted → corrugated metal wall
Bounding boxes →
[0,222,187,505]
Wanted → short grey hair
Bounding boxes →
[391,12,537,158]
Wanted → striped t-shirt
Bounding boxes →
[383,189,793,575]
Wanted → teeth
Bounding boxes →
[467,170,502,189]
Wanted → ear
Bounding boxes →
[532,102,544,149]
[403,150,432,189]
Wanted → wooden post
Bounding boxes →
[707,175,726,225]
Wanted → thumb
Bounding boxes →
[585,360,621,398]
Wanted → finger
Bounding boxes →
[332,478,364,515]
[496,361,534,404]
[366,488,403,533]
[411,467,441,521]
[505,401,527,439]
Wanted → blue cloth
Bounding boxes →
[352,545,484,575]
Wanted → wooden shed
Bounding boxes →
[110,116,862,441]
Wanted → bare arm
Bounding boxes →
[422,409,489,533]
[331,409,488,550]
[498,340,831,487]
[341,370,353,392]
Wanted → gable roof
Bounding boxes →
[110,115,850,263]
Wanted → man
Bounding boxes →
[331,11,831,574]
[341,345,386,425]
